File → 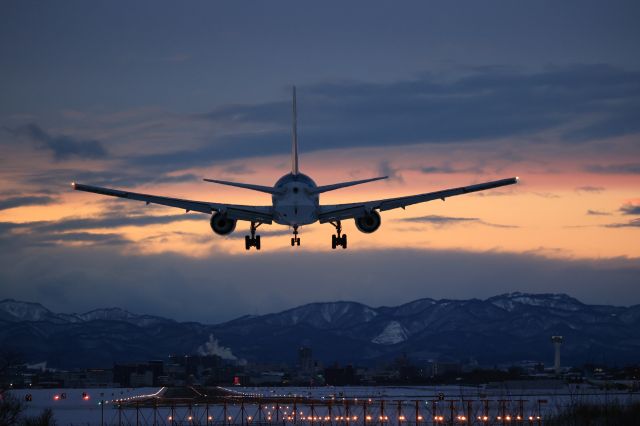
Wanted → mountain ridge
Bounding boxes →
[1,293,639,369]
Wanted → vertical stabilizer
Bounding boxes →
[291,86,299,175]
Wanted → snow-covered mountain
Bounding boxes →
[1,294,639,369]
[0,299,63,323]
[0,299,171,327]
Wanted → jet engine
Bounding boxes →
[354,210,381,233]
[210,212,237,235]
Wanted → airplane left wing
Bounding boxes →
[318,177,518,223]
[72,183,273,223]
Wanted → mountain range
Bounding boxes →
[1,293,639,369]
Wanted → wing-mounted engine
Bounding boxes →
[354,210,381,233]
[210,212,237,235]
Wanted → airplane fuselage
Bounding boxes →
[272,173,319,226]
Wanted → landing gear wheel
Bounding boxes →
[290,226,301,248]
[245,221,262,250]
[330,220,348,249]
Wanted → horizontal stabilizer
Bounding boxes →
[310,176,388,194]
[203,179,283,194]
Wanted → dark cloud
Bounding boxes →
[0,212,206,251]
[399,215,518,229]
[575,186,605,193]
[36,232,129,246]
[125,65,640,173]
[0,195,55,211]
[25,169,200,190]
[604,219,640,228]
[585,163,640,174]
[420,165,458,174]
[34,213,204,234]
[378,160,403,183]
[0,245,638,323]
[620,204,640,215]
[8,124,108,160]
[586,209,610,216]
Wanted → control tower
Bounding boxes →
[551,336,563,375]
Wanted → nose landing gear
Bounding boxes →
[245,221,261,250]
[330,220,347,249]
[291,225,301,246]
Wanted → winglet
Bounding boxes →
[291,85,299,175]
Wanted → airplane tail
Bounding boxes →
[291,86,299,175]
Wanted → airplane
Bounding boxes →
[72,86,519,250]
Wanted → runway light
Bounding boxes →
[168,416,173,421]
[53,395,60,401]
[417,415,423,421]
[188,415,193,421]
[208,416,213,421]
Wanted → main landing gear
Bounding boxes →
[291,225,301,246]
[245,221,261,250]
[330,220,347,249]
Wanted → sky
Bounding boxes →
[1,0,639,323]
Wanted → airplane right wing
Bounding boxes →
[72,183,273,223]
[318,177,518,223]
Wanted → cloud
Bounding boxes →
[575,186,605,193]
[120,64,640,174]
[585,163,640,174]
[399,214,518,229]
[586,209,610,216]
[34,213,204,234]
[0,196,55,211]
[0,245,638,323]
[0,211,206,250]
[620,204,640,215]
[378,160,403,183]
[604,219,640,228]
[24,169,198,189]
[8,124,108,160]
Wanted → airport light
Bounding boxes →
[366,415,372,421]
